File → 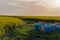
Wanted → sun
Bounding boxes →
[35,0,60,8]
[47,0,60,8]
[52,0,60,7]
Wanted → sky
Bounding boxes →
[0,0,60,16]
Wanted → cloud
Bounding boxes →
[13,0,38,2]
[7,0,38,7]
[0,0,60,16]
[8,2,20,7]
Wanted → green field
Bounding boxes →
[0,16,60,40]
[15,16,60,22]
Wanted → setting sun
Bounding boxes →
[36,0,60,8]
[52,0,60,7]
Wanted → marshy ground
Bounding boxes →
[0,16,60,40]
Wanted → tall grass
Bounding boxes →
[0,16,60,40]
[0,17,24,40]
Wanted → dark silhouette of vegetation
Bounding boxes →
[24,29,60,40]
[20,18,60,23]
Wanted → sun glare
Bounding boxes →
[47,0,60,8]
[36,0,60,8]
[52,0,60,7]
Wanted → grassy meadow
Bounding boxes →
[0,16,60,40]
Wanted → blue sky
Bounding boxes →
[0,0,60,16]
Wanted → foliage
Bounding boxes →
[19,16,60,22]
[0,16,60,40]
[0,16,24,40]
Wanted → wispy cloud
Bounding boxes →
[0,0,60,16]
[8,2,20,7]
